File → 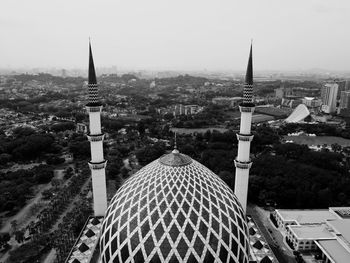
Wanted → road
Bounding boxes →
[0,168,76,263]
[43,173,91,263]
[248,205,296,263]
[0,184,51,234]
[0,169,67,234]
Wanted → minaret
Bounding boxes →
[234,43,254,212]
[86,41,107,216]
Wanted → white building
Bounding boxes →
[272,207,350,262]
[285,104,310,123]
[212,97,243,107]
[302,97,322,108]
[340,91,350,110]
[321,83,339,113]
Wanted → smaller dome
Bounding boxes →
[159,149,192,167]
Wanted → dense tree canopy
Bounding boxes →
[136,142,166,165]
[0,165,54,213]
[0,131,56,162]
[249,143,349,208]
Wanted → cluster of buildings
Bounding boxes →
[272,207,350,263]
[0,108,49,136]
[0,76,80,100]
[212,96,243,107]
[173,104,203,116]
[275,80,350,117]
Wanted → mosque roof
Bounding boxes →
[100,151,250,263]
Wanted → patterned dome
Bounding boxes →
[100,150,249,263]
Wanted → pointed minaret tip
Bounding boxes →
[245,43,253,85]
[242,42,254,105]
[87,40,100,106]
[88,40,97,85]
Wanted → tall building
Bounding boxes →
[86,42,107,216]
[321,83,338,114]
[345,80,350,91]
[275,87,284,99]
[234,44,254,212]
[340,91,350,110]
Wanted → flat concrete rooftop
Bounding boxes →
[277,209,338,225]
[316,239,350,263]
[289,225,335,240]
[327,219,350,244]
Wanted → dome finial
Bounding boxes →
[172,131,179,154]
[174,131,177,149]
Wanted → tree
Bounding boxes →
[64,167,74,179]
[218,171,234,190]
[136,142,166,165]
[42,189,54,200]
[33,165,54,184]
[120,167,129,178]
[11,220,18,234]
[15,229,25,243]
[331,143,342,153]
[51,178,62,189]
[69,141,90,159]
[12,127,36,137]
[0,232,10,248]
[51,122,76,132]
[46,155,65,165]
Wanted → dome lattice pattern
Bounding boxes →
[100,153,249,263]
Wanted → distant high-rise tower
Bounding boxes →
[321,83,338,113]
[345,80,350,91]
[86,41,107,216]
[340,91,350,110]
[234,44,254,212]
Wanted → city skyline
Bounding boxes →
[1,0,350,71]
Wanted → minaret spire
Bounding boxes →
[88,40,97,84]
[87,40,100,106]
[234,43,255,212]
[86,41,107,216]
[174,132,177,149]
[243,42,253,104]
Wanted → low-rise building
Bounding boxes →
[212,97,243,107]
[272,207,350,262]
[273,209,338,230]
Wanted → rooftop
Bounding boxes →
[247,216,278,263]
[316,239,350,263]
[327,219,350,244]
[276,209,338,225]
[159,149,192,167]
[65,216,104,263]
[330,207,350,219]
[288,225,335,240]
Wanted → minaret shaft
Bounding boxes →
[86,42,107,217]
[234,44,254,212]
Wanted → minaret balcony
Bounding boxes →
[86,105,102,113]
[88,160,107,170]
[234,159,252,169]
[239,105,255,113]
[87,133,105,142]
[236,133,254,142]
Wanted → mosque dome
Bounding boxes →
[100,150,250,263]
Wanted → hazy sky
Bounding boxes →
[1,0,350,71]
